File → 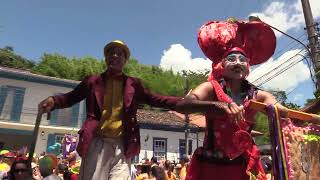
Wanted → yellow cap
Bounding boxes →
[104,40,130,60]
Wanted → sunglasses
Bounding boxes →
[225,54,248,63]
[14,168,28,173]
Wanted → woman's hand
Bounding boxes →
[225,102,244,124]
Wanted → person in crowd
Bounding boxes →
[166,164,176,180]
[150,166,166,180]
[135,163,142,177]
[38,40,183,180]
[179,155,189,180]
[39,155,60,180]
[31,162,42,180]
[136,163,151,180]
[174,164,182,179]
[150,157,158,168]
[8,158,33,180]
[0,154,11,179]
[57,163,71,180]
[163,160,171,173]
[176,19,287,180]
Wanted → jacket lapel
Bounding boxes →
[94,72,107,112]
[124,76,135,108]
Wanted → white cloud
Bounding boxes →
[296,0,320,19]
[159,44,211,74]
[249,0,320,38]
[293,93,305,103]
[247,49,310,91]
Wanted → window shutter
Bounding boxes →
[50,93,63,125]
[50,109,59,125]
[0,86,8,114]
[47,133,55,152]
[71,103,80,127]
[11,87,25,121]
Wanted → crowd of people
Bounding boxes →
[0,149,192,180]
[0,148,273,180]
[131,156,189,180]
[0,150,80,180]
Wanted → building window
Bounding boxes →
[153,138,167,161]
[131,155,139,164]
[0,86,25,121]
[55,134,64,154]
[50,93,79,127]
[188,140,192,155]
[47,133,64,154]
[179,139,193,158]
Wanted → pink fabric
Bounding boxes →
[197,20,276,65]
[186,78,266,180]
[186,155,248,180]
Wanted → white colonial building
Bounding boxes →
[0,66,204,163]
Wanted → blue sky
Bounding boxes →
[1,0,320,106]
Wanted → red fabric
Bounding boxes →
[245,144,266,180]
[186,156,249,180]
[71,174,78,180]
[14,156,27,161]
[187,78,266,180]
[198,20,276,65]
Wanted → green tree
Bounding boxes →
[0,46,35,69]
[32,53,76,79]
[71,57,105,80]
[269,90,287,104]
[253,112,270,145]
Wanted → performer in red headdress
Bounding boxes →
[180,19,288,180]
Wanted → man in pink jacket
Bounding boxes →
[38,40,182,180]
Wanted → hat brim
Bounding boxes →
[238,21,276,65]
[104,41,130,60]
[198,20,276,65]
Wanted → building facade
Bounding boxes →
[0,66,204,162]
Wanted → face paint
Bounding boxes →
[225,54,248,64]
[222,52,249,80]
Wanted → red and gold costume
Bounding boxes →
[186,19,276,180]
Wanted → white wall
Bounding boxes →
[0,77,85,128]
[139,129,204,162]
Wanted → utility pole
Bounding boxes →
[301,0,320,88]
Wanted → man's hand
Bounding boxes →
[224,102,244,124]
[38,97,55,114]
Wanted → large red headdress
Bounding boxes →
[198,19,276,66]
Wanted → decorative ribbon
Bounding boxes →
[266,105,289,180]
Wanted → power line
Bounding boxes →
[256,50,308,87]
[251,49,307,84]
[272,33,308,60]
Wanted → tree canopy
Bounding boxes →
[0,46,206,97]
[0,46,35,69]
